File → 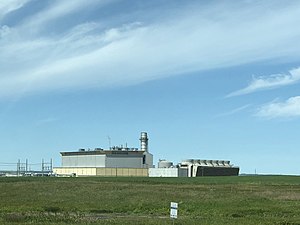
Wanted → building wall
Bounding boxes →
[105,156,143,168]
[53,167,148,177]
[96,168,148,177]
[144,152,154,168]
[149,168,188,177]
[178,168,188,177]
[62,155,106,167]
[61,153,147,168]
[196,166,239,176]
[53,167,97,176]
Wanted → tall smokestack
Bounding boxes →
[140,132,148,152]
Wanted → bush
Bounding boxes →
[43,206,61,214]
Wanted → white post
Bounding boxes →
[170,202,178,224]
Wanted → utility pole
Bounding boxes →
[17,159,20,176]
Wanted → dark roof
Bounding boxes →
[60,150,145,156]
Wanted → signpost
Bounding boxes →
[170,202,178,224]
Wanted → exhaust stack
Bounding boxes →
[140,132,148,152]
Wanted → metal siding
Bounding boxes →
[196,166,240,176]
[144,152,153,168]
[62,155,106,167]
[106,156,142,168]
[178,168,188,177]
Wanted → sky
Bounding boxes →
[1,0,300,174]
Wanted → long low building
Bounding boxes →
[179,159,239,177]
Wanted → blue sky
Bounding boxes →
[1,0,300,174]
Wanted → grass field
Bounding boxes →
[0,176,300,224]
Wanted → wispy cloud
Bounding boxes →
[227,67,300,97]
[0,0,30,20]
[1,1,300,98]
[256,96,300,119]
[22,0,113,32]
[215,104,251,118]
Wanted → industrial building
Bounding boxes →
[148,159,239,177]
[54,132,239,177]
[53,132,153,177]
[179,159,239,177]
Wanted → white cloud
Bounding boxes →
[1,1,300,98]
[256,96,300,119]
[0,0,30,20]
[227,67,300,97]
[22,0,113,31]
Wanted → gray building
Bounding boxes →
[60,149,153,169]
[54,132,153,176]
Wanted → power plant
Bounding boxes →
[53,132,239,177]
[54,132,153,176]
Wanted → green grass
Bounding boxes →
[0,176,300,224]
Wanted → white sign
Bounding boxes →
[170,202,178,219]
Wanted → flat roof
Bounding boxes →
[60,150,145,156]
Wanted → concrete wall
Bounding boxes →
[53,167,97,176]
[62,155,106,167]
[96,168,148,177]
[149,168,188,177]
[53,167,148,177]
